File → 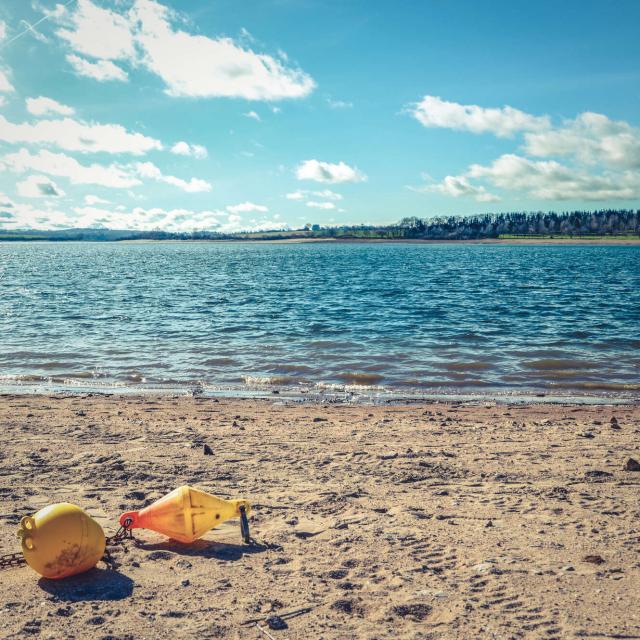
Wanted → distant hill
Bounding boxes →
[1,209,638,242]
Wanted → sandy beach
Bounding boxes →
[1,394,639,639]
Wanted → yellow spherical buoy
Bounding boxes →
[17,503,106,579]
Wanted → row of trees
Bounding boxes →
[389,209,640,239]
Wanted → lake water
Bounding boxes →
[1,241,639,398]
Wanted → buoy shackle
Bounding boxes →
[118,511,138,529]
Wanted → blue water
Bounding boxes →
[1,242,639,397]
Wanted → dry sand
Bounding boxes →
[1,394,639,639]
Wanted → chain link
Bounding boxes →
[0,552,27,570]
[104,522,134,548]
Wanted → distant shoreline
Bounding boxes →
[3,236,639,245]
[118,236,640,245]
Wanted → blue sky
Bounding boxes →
[0,0,639,232]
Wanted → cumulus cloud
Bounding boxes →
[56,0,136,61]
[26,96,75,117]
[523,112,640,170]
[411,95,550,138]
[130,0,315,100]
[419,175,500,203]
[134,161,212,192]
[16,175,66,198]
[171,141,208,158]
[226,202,268,214]
[411,97,640,203]
[0,115,162,154]
[1,148,142,188]
[296,160,366,184]
[66,54,128,82]
[306,201,335,209]
[468,154,640,201]
[52,0,316,99]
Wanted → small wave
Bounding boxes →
[336,372,385,385]
[202,357,237,366]
[522,358,599,371]
[549,381,640,392]
[242,375,303,386]
[0,373,46,382]
[442,361,494,372]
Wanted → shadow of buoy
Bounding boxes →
[38,568,133,601]
[137,538,271,562]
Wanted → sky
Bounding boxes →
[0,0,639,233]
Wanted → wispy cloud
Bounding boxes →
[26,96,75,117]
[226,202,268,214]
[0,115,162,154]
[243,110,261,121]
[66,54,128,82]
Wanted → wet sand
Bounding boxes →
[1,394,639,639]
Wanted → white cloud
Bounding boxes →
[26,96,75,117]
[129,0,315,100]
[0,115,162,154]
[411,95,550,137]
[0,20,6,41]
[171,141,208,158]
[66,54,128,82]
[56,0,136,61]
[296,159,367,184]
[134,161,212,192]
[243,110,261,121]
[306,201,335,209]
[412,99,640,204]
[16,175,66,198]
[286,189,343,201]
[523,112,640,170]
[418,175,500,203]
[2,148,142,188]
[84,194,110,205]
[468,154,640,201]
[226,201,268,214]
[0,69,14,93]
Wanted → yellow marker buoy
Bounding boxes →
[119,486,251,544]
[17,503,106,579]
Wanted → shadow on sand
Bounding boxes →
[137,538,275,562]
[38,568,134,602]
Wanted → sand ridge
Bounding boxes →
[1,394,639,639]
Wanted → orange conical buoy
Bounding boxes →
[119,486,251,544]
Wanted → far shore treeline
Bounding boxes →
[1,209,639,242]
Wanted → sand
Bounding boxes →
[1,394,639,639]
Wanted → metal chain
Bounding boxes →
[0,552,27,570]
[104,521,134,548]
